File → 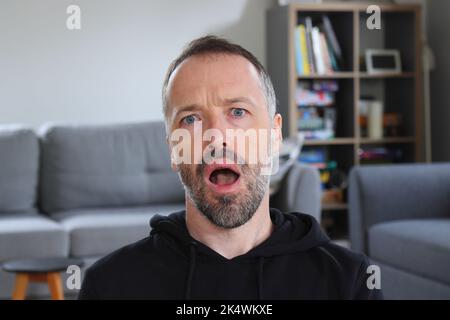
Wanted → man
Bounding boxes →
[79,36,382,299]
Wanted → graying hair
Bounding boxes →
[162,35,277,128]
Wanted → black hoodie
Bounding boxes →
[78,208,383,300]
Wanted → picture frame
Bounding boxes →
[365,49,402,74]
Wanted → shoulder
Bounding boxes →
[89,237,153,274]
[316,242,368,270]
[78,237,155,299]
[310,242,382,299]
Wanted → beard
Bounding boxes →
[178,158,270,229]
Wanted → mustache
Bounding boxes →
[203,147,246,165]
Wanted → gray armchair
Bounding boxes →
[270,162,321,222]
[349,163,450,299]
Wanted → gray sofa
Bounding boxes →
[0,121,321,299]
[349,164,450,299]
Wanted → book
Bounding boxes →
[296,81,335,107]
[296,88,334,107]
[299,24,310,75]
[299,149,327,169]
[325,36,340,71]
[305,17,316,74]
[298,108,324,131]
[312,27,326,74]
[294,26,304,76]
[312,80,339,92]
[359,147,403,164]
[322,15,343,66]
[320,32,333,73]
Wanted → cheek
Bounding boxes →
[178,164,199,184]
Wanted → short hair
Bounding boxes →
[162,35,277,126]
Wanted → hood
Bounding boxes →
[149,208,329,300]
[149,208,329,259]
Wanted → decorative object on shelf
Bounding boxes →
[365,49,402,75]
[322,188,344,204]
[359,147,403,164]
[359,97,370,137]
[383,112,403,137]
[359,96,384,139]
[328,167,348,190]
[368,100,383,139]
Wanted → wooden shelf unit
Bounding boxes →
[267,3,424,217]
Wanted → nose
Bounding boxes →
[202,115,230,148]
[201,114,234,161]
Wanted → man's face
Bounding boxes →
[166,53,282,229]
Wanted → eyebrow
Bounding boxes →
[224,96,256,107]
[172,104,201,120]
[172,96,257,120]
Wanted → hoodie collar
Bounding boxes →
[149,208,329,260]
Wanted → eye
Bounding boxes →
[181,114,200,125]
[231,108,246,118]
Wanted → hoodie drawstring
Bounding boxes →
[185,241,197,300]
[257,256,265,300]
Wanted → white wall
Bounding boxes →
[0,0,275,127]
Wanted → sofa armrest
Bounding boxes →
[349,163,450,253]
[271,162,321,222]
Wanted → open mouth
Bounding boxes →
[204,164,242,191]
[209,168,240,185]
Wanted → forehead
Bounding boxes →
[166,53,263,106]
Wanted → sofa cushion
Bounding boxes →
[39,121,185,213]
[369,219,450,285]
[52,204,185,257]
[0,126,39,213]
[0,212,69,260]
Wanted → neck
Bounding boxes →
[185,192,274,260]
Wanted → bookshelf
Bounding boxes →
[267,2,424,237]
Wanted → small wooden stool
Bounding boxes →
[2,258,84,300]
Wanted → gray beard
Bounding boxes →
[178,162,269,229]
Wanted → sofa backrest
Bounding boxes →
[0,126,39,213]
[39,121,185,214]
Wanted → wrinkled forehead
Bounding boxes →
[165,53,265,112]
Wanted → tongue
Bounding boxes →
[210,170,238,185]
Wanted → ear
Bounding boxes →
[166,135,178,172]
[171,160,178,172]
[272,113,283,153]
